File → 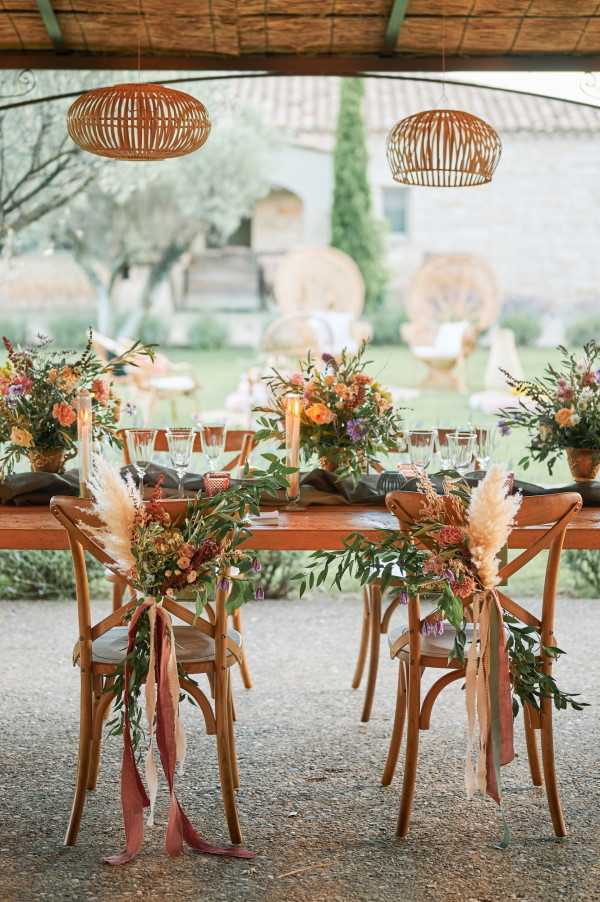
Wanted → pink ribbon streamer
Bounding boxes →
[105,599,255,865]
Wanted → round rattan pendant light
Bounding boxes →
[67,82,211,161]
[387,108,501,187]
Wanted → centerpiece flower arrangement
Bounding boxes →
[498,341,600,480]
[297,466,585,812]
[254,341,405,479]
[0,331,154,475]
[85,454,288,864]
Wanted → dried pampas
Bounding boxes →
[467,464,521,590]
[87,453,140,575]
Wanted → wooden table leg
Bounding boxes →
[361,583,382,723]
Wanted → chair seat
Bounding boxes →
[91,625,241,665]
[388,622,474,658]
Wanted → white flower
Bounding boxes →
[570,412,581,426]
[579,387,594,410]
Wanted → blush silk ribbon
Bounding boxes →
[105,598,255,865]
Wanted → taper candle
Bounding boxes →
[77,388,93,498]
[285,394,303,502]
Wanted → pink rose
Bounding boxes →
[92,378,110,406]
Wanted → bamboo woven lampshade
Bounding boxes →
[67,82,211,161]
[387,109,501,187]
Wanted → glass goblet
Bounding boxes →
[166,427,195,498]
[126,428,157,496]
[447,431,476,474]
[475,426,498,471]
[407,429,435,473]
[201,422,227,473]
[436,428,456,471]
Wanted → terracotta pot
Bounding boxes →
[319,449,369,475]
[28,447,66,473]
[566,447,600,482]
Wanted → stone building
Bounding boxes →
[195,75,600,319]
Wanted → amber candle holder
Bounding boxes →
[203,471,231,497]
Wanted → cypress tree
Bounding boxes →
[331,77,387,310]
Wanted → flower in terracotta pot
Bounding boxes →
[499,340,600,479]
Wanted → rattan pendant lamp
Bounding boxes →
[66,2,210,161]
[386,8,501,186]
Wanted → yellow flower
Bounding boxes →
[305,402,336,425]
[10,426,33,448]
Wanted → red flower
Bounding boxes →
[437,525,465,547]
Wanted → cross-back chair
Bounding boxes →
[380,490,582,839]
[115,427,255,690]
[50,495,247,849]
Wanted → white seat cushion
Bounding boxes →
[92,625,241,665]
[388,621,474,657]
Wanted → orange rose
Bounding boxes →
[305,402,336,425]
[92,378,110,406]
[555,407,579,428]
[52,401,77,427]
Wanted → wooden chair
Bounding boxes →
[50,495,246,848]
[116,427,255,691]
[380,490,582,838]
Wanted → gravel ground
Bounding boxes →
[0,592,599,902]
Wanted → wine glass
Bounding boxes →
[407,429,435,473]
[475,427,497,471]
[166,428,195,498]
[436,428,456,471]
[126,429,157,496]
[200,422,227,472]
[446,431,476,474]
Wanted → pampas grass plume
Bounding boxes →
[87,453,139,574]
[467,464,521,590]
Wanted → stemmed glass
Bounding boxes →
[475,427,497,471]
[446,431,476,474]
[407,429,435,473]
[200,422,227,472]
[166,428,195,498]
[436,428,456,471]
[126,429,157,497]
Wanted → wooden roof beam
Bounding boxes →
[383,0,410,55]
[35,0,64,50]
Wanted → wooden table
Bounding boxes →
[1,504,600,551]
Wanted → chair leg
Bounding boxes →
[65,668,93,845]
[397,657,421,838]
[539,698,567,837]
[232,608,253,690]
[523,703,543,788]
[382,659,407,786]
[361,583,382,723]
[351,587,370,690]
[227,678,240,790]
[215,669,242,844]
[87,674,110,791]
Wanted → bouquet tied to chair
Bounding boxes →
[297,465,586,826]
[88,454,288,864]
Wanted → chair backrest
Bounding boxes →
[118,428,254,472]
[385,489,583,648]
[50,496,225,656]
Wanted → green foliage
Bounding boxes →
[564,549,600,596]
[0,549,107,599]
[369,306,408,346]
[138,314,171,346]
[566,315,600,348]
[258,550,305,599]
[188,316,228,351]
[47,312,96,348]
[331,78,387,310]
[500,311,542,347]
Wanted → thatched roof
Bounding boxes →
[0,2,599,74]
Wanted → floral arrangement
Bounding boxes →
[0,331,154,474]
[498,341,600,474]
[86,454,288,864]
[254,341,404,479]
[297,466,585,808]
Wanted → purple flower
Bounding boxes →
[595,369,600,385]
[422,620,444,637]
[6,383,26,405]
[321,353,337,371]
[255,585,265,601]
[124,401,138,418]
[217,576,230,593]
[251,557,262,573]
[498,419,511,437]
[346,418,367,443]
[398,590,408,605]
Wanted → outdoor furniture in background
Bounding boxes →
[470,327,525,415]
[51,496,246,847]
[92,332,201,423]
[402,254,500,392]
[382,490,582,838]
[265,247,372,357]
